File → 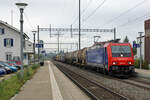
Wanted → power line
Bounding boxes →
[102,0,147,27]
[117,11,150,28]
[10,10,34,32]
[24,12,34,30]
[81,0,93,15]
[83,0,107,23]
[72,0,93,25]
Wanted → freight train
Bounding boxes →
[55,41,135,76]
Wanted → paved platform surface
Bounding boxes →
[135,68,150,78]
[12,61,90,100]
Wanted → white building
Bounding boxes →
[136,36,145,60]
[24,40,34,65]
[0,20,33,65]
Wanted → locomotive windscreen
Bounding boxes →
[111,46,131,57]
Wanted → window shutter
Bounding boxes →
[4,39,6,47]
[2,28,5,34]
[11,39,13,47]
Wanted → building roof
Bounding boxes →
[0,20,29,39]
[25,40,33,44]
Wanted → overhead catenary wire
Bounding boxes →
[117,11,150,28]
[83,0,107,23]
[102,0,147,27]
[11,10,34,32]
[24,12,34,30]
[72,0,93,25]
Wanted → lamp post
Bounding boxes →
[16,2,28,77]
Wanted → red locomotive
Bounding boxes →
[102,42,134,75]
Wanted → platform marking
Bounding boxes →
[48,61,63,100]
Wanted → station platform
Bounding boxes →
[11,61,90,100]
[135,68,150,78]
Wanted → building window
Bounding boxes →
[24,54,27,59]
[4,38,13,47]
[28,44,31,47]
[0,28,5,34]
[6,53,12,61]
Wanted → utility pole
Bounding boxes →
[76,43,78,50]
[32,31,36,64]
[57,31,60,53]
[139,32,143,69]
[114,27,116,40]
[79,0,81,50]
[49,24,51,38]
[37,25,40,63]
[70,24,73,38]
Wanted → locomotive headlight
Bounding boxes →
[113,62,117,65]
[128,62,132,64]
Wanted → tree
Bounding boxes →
[123,36,129,43]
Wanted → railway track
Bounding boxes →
[89,71,150,90]
[71,64,150,90]
[53,61,129,100]
[122,78,150,90]
[87,68,150,91]
[128,77,150,86]
[70,63,150,91]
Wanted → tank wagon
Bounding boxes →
[56,42,135,76]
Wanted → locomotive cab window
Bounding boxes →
[111,46,131,57]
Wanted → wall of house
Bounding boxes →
[0,24,21,62]
[24,40,33,53]
[23,40,34,65]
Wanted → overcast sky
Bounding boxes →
[0,0,150,52]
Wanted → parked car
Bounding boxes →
[0,68,6,76]
[0,63,12,74]
[0,62,17,72]
[7,61,21,70]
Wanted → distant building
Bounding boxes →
[136,36,145,60]
[0,20,33,65]
[145,19,150,66]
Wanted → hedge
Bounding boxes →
[134,59,149,70]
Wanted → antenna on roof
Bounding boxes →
[11,10,13,26]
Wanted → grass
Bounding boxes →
[0,64,40,100]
